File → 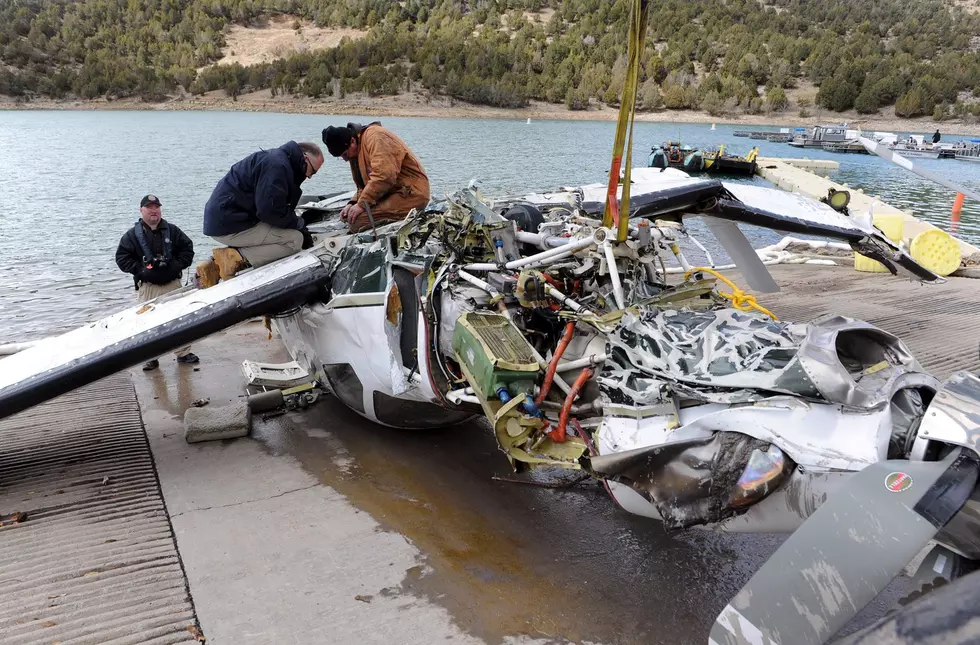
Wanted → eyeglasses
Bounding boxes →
[305,155,318,177]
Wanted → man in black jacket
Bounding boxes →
[115,194,199,371]
[196,141,322,287]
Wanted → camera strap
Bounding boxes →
[134,220,173,266]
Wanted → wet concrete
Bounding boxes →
[277,397,786,645]
[133,318,916,645]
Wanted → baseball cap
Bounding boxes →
[140,194,162,207]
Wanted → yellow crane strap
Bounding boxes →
[602,0,649,243]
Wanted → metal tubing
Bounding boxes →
[513,247,581,270]
[457,270,502,298]
[515,231,569,249]
[464,236,595,272]
[668,242,693,272]
[555,367,595,442]
[539,399,598,415]
[557,354,608,372]
[446,388,481,405]
[603,241,627,309]
[544,284,585,312]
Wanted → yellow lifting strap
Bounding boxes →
[685,266,780,320]
[602,0,650,243]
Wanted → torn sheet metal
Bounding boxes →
[599,307,923,408]
[917,371,980,454]
[591,432,788,530]
[599,306,815,406]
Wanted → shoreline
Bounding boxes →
[4,92,980,136]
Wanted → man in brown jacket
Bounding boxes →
[322,122,430,233]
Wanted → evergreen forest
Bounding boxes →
[3,0,980,120]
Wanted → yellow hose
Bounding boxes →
[685,267,779,320]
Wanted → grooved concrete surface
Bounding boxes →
[0,374,200,645]
[738,265,980,379]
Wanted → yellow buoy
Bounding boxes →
[855,213,904,273]
[909,229,961,277]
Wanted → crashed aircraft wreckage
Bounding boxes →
[2,168,979,645]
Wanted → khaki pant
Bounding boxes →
[212,222,303,267]
[349,191,429,233]
[138,278,192,358]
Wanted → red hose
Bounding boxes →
[535,322,575,406]
[541,273,564,289]
[552,367,594,443]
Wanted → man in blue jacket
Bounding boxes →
[197,141,323,287]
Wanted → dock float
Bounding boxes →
[756,157,980,264]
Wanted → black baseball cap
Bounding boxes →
[140,194,162,207]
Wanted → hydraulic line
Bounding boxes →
[553,367,595,443]
[536,322,575,406]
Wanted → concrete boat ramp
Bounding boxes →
[1,263,978,645]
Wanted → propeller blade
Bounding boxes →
[701,216,780,293]
[858,137,980,202]
[710,449,979,645]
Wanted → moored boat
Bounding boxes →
[649,142,759,175]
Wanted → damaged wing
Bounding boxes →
[0,253,331,420]
[711,449,979,645]
[713,183,942,283]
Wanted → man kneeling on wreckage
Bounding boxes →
[195,141,322,287]
[322,122,430,233]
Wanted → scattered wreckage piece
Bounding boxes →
[184,401,251,444]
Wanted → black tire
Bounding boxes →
[502,203,545,234]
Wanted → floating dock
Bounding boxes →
[756,157,980,265]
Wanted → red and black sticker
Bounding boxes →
[885,471,913,493]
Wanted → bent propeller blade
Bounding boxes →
[858,136,980,202]
[701,216,780,293]
[710,450,979,645]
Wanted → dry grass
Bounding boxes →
[213,15,367,68]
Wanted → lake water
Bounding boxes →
[2,110,979,340]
